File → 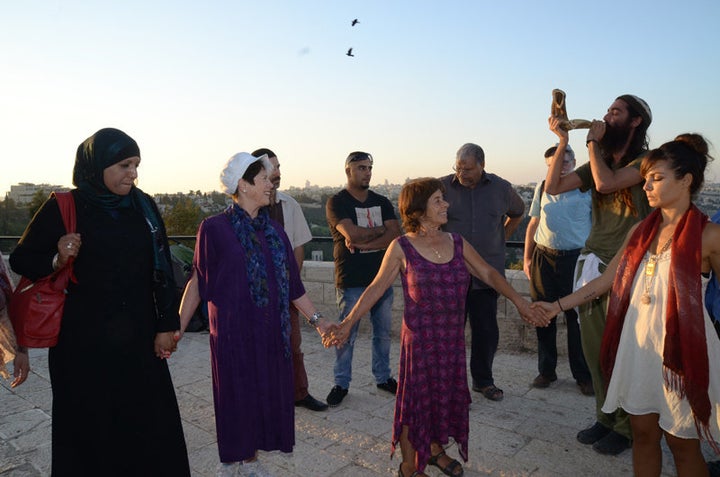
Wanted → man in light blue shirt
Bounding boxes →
[523,145,593,395]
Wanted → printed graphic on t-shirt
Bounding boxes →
[355,206,383,253]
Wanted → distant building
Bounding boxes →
[8,183,69,204]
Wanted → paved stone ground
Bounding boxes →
[2,315,717,476]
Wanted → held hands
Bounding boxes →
[532,301,563,321]
[154,331,179,359]
[11,348,30,388]
[319,319,352,348]
[315,318,344,349]
[517,299,551,327]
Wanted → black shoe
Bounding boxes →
[295,393,328,412]
[577,422,611,445]
[326,385,348,406]
[532,374,558,388]
[592,431,631,455]
[377,377,398,395]
[707,460,720,477]
[578,381,595,396]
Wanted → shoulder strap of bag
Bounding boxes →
[52,191,76,233]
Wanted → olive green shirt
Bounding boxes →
[575,156,652,264]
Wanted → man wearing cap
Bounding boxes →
[523,145,593,395]
[325,151,401,406]
[440,143,525,403]
[253,148,328,412]
[546,94,653,455]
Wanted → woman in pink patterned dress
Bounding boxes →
[332,178,547,477]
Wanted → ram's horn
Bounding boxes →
[551,89,591,131]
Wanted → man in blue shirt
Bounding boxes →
[523,145,593,395]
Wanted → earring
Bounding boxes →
[242,189,247,193]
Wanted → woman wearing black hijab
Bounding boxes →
[10,128,190,476]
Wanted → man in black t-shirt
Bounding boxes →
[324,151,401,406]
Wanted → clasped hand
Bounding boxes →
[518,299,552,327]
[154,331,180,359]
[531,301,565,322]
[319,320,351,349]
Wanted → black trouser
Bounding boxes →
[466,288,499,388]
[530,245,591,384]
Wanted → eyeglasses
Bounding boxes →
[452,165,477,175]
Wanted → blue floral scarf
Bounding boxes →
[225,203,291,358]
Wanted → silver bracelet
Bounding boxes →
[307,311,323,328]
[52,253,60,271]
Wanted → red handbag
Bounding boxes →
[9,192,77,348]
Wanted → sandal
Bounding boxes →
[428,450,464,477]
[398,463,425,477]
[478,384,504,401]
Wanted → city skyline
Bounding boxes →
[2,1,719,199]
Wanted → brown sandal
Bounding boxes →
[428,450,464,477]
[478,384,504,402]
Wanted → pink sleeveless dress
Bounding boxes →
[392,233,471,470]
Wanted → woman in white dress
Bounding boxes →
[537,133,720,477]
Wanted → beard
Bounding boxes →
[600,121,633,153]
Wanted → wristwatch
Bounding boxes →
[308,311,323,328]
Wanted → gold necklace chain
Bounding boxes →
[641,235,673,305]
[418,230,445,260]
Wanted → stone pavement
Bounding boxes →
[5,313,717,477]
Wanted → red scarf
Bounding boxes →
[601,205,717,450]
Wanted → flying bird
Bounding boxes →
[351,18,359,26]
[346,48,354,57]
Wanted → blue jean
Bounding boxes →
[333,287,393,389]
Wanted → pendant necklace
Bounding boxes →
[429,245,442,260]
[641,235,673,305]
[419,226,443,260]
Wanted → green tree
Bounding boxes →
[162,197,203,235]
[28,189,50,219]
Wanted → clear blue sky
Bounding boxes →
[2,0,719,197]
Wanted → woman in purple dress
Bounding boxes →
[178,152,333,477]
[332,178,547,477]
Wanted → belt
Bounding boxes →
[535,244,582,257]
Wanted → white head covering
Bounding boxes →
[219,152,273,195]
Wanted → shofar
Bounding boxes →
[552,89,591,130]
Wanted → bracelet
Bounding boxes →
[307,311,323,328]
[556,299,565,313]
[52,253,60,271]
